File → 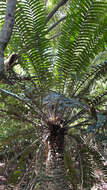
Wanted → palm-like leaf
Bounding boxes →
[66,134,107,189]
[0,1,6,24]
[9,0,53,88]
[74,60,107,97]
[56,0,107,91]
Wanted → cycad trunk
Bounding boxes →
[44,125,68,190]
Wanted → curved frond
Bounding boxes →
[56,0,107,91]
[90,91,107,106]
[75,60,107,97]
[9,0,52,88]
[66,134,107,189]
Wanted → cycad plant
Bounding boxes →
[0,0,107,189]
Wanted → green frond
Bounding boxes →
[75,60,107,97]
[9,0,52,88]
[67,134,106,188]
[90,91,107,106]
[56,0,107,91]
[0,1,6,26]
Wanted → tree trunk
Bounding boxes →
[44,125,68,190]
[0,0,17,80]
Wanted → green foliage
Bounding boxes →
[0,0,107,189]
[9,0,53,88]
[65,134,107,189]
[75,60,107,97]
[0,1,6,29]
[56,0,107,90]
[0,122,40,186]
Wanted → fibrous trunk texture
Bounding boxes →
[44,125,68,190]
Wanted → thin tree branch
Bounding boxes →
[47,16,66,32]
[0,0,17,80]
[0,88,30,102]
[48,32,61,40]
[45,0,68,24]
